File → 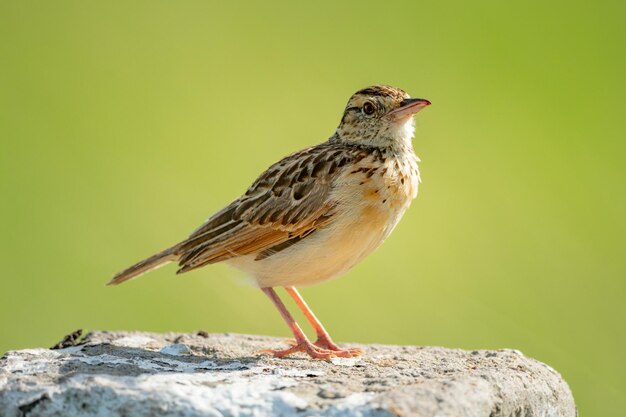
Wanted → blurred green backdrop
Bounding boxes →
[1,1,624,415]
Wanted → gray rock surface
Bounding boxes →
[0,331,576,417]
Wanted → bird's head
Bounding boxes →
[335,85,430,148]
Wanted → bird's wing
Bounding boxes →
[175,143,359,274]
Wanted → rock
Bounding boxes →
[0,331,576,417]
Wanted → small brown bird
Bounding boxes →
[108,85,430,359]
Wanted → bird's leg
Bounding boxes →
[259,287,338,359]
[284,287,363,357]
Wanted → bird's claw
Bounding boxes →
[313,335,363,356]
[263,338,363,359]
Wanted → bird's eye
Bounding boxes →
[362,102,375,116]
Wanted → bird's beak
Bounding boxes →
[388,98,431,120]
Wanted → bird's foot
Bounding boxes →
[279,336,363,358]
[259,337,360,359]
[313,334,364,357]
[258,340,334,359]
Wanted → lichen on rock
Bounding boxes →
[0,331,576,417]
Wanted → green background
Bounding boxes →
[1,1,624,415]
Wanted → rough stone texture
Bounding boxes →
[0,331,576,417]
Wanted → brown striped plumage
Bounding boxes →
[109,85,431,359]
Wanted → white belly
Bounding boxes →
[227,188,412,288]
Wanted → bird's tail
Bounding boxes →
[107,245,179,286]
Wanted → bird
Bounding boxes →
[108,85,431,359]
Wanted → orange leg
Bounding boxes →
[259,288,356,359]
[285,287,363,357]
